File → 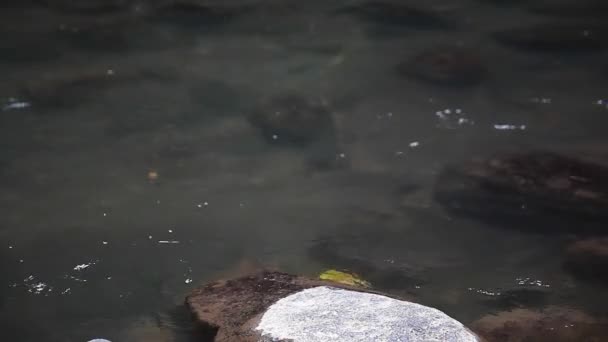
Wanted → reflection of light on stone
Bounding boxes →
[409,141,420,148]
[185,278,193,284]
[158,240,180,244]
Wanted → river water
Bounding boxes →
[1,0,607,341]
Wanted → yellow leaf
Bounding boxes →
[319,269,371,288]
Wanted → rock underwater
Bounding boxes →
[434,152,608,233]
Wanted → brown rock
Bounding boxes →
[564,237,608,282]
[434,152,608,233]
[185,271,369,342]
[472,306,608,342]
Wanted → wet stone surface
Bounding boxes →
[434,152,608,233]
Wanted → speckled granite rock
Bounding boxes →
[185,271,479,342]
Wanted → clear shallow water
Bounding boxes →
[1,0,608,341]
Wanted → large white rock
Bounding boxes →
[256,286,479,342]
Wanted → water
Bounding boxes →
[1,0,608,341]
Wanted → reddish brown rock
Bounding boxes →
[564,237,608,282]
[185,271,361,342]
[472,306,608,342]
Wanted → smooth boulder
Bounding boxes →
[186,271,479,342]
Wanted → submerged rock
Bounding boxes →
[398,46,486,86]
[20,68,170,108]
[472,306,608,342]
[564,237,608,283]
[55,21,131,52]
[186,271,480,342]
[434,152,608,233]
[149,1,244,29]
[36,0,131,14]
[331,1,453,30]
[493,23,606,52]
[248,95,336,146]
[530,0,608,18]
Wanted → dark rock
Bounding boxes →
[472,306,608,342]
[0,31,61,64]
[331,1,453,31]
[530,0,608,18]
[398,46,487,86]
[434,152,608,233]
[564,237,608,283]
[149,1,243,30]
[55,22,131,52]
[493,23,606,52]
[34,0,131,14]
[20,68,170,109]
[248,95,336,146]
